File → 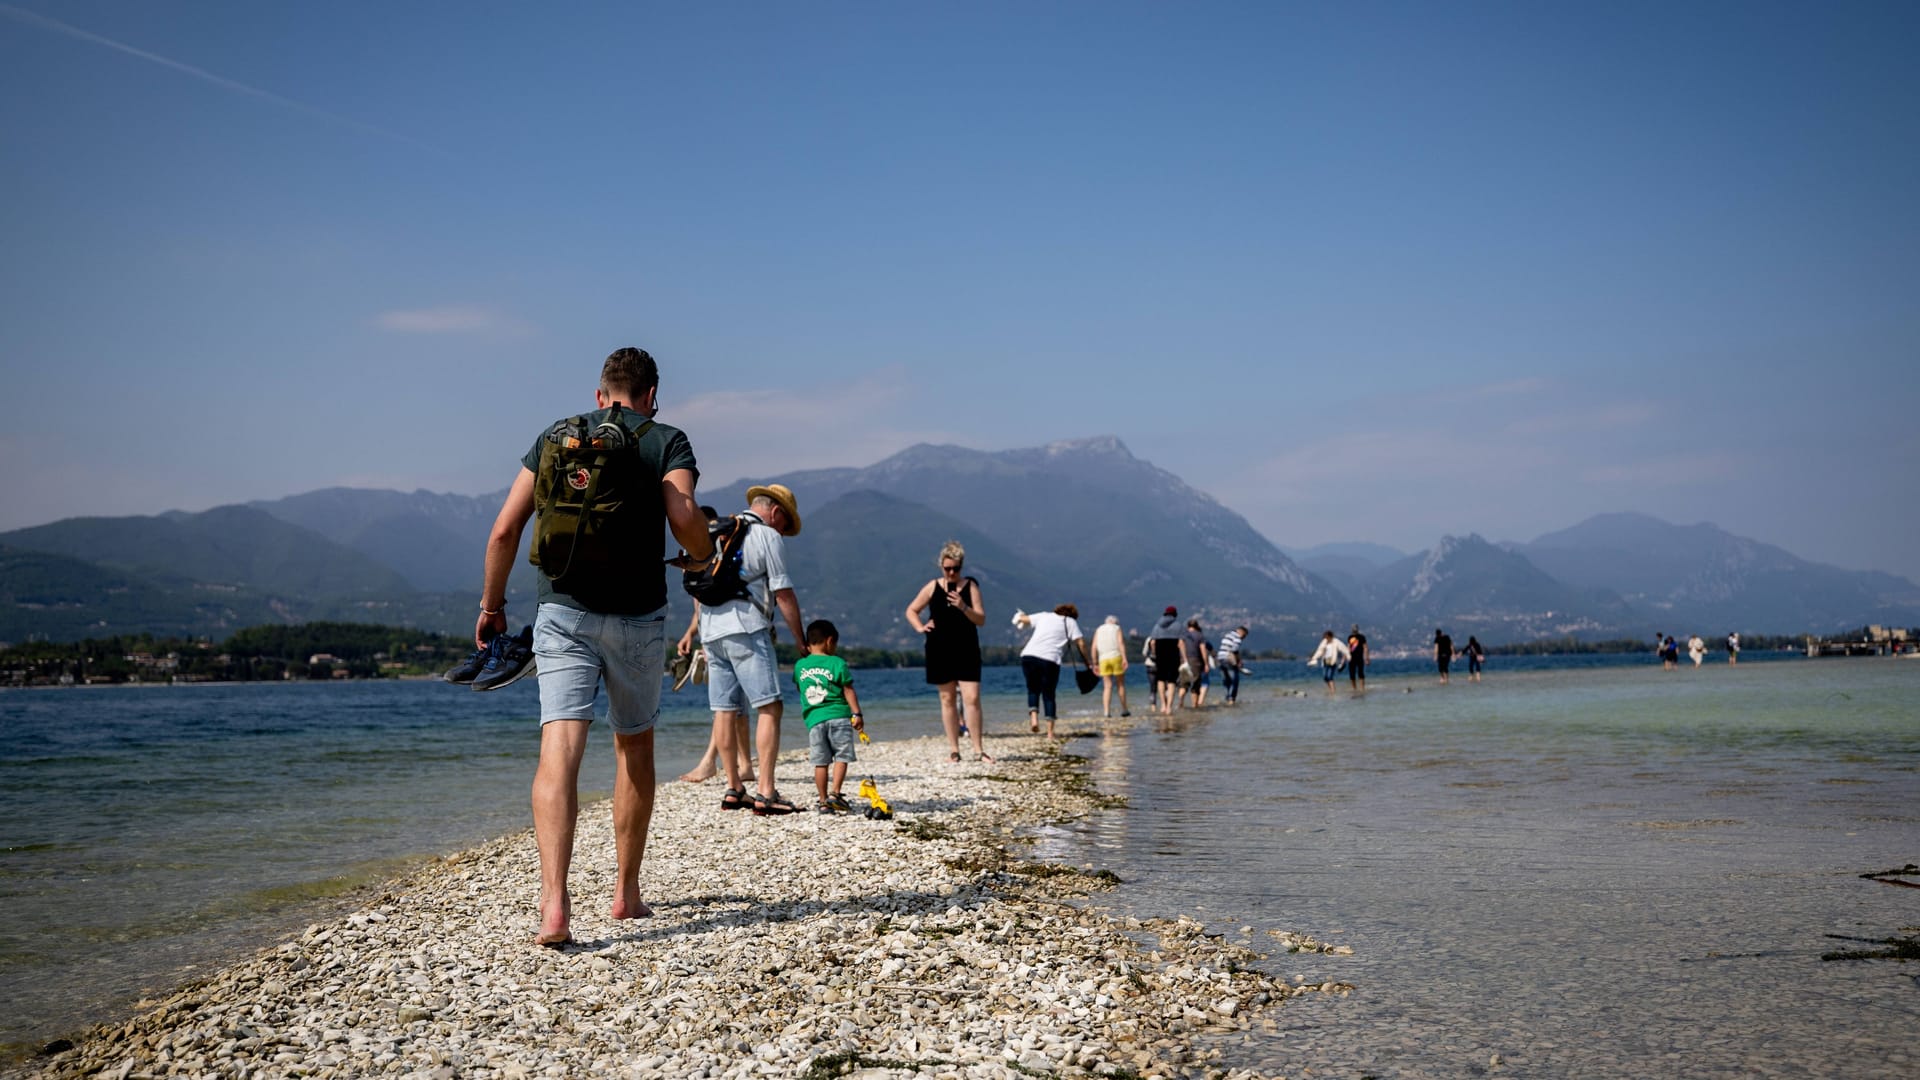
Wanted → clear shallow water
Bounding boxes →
[0,648,1873,1064]
[1038,657,1920,1078]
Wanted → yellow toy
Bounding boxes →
[857,776,891,817]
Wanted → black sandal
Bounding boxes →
[720,788,748,811]
[752,791,799,816]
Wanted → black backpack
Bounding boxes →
[677,513,770,615]
[529,405,655,602]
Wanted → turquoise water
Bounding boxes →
[1039,657,1920,1078]
[0,649,1882,1068]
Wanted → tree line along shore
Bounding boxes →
[0,621,1858,689]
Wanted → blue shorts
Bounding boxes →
[706,630,783,711]
[533,603,665,735]
[807,718,858,767]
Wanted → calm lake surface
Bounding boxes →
[1038,656,1920,1078]
[4,651,1914,1077]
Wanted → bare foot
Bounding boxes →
[611,883,653,920]
[677,765,717,784]
[536,892,572,947]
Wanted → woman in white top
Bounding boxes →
[1014,604,1090,741]
[1090,615,1130,719]
[1307,630,1351,694]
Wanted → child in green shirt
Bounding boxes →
[795,619,864,814]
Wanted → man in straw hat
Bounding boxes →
[700,483,810,815]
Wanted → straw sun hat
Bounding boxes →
[745,483,802,536]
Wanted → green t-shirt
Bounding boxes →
[520,407,698,615]
[794,653,854,728]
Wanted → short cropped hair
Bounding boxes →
[805,619,839,646]
[1054,603,1079,619]
[938,540,965,567]
[601,347,659,400]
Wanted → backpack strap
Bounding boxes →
[734,513,776,620]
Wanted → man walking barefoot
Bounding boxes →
[477,347,711,946]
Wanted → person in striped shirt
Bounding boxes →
[1216,625,1249,704]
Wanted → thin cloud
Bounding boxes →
[1580,452,1741,489]
[374,306,531,336]
[1507,400,1660,436]
[0,3,447,156]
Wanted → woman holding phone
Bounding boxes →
[905,540,991,762]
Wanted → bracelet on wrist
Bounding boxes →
[480,604,506,616]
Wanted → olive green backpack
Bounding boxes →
[529,405,655,603]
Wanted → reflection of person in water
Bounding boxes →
[904,540,988,762]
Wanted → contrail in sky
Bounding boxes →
[0,3,449,157]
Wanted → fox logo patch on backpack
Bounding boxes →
[529,404,655,606]
[677,513,769,615]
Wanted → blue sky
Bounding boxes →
[3,2,1916,579]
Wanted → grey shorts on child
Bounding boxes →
[807,718,858,767]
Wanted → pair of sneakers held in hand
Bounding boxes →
[444,626,536,691]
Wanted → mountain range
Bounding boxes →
[4,438,1916,649]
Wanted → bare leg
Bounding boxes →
[714,709,745,791]
[937,681,961,759]
[677,731,719,783]
[1029,707,1040,734]
[610,728,655,920]
[961,681,989,761]
[1117,674,1129,715]
[830,760,847,795]
[754,699,784,798]
[815,764,830,803]
[532,719,591,945]
[730,713,756,785]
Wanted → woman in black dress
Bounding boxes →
[905,540,990,762]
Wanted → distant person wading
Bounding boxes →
[1146,607,1186,715]
[1014,604,1090,742]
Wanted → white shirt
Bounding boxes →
[696,513,792,642]
[1308,637,1351,666]
[1020,612,1084,664]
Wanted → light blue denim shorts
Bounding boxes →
[705,630,783,711]
[807,717,858,766]
[533,603,665,735]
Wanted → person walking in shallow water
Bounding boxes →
[1014,605,1089,741]
[477,346,712,946]
[1688,634,1706,668]
[1465,635,1486,681]
[1307,630,1350,693]
[905,541,988,762]
[1727,631,1740,665]
[1090,615,1131,718]
[1146,607,1186,715]
[1216,625,1248,704]
[1346,624,1368,691]
[1434,628,1454,684]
